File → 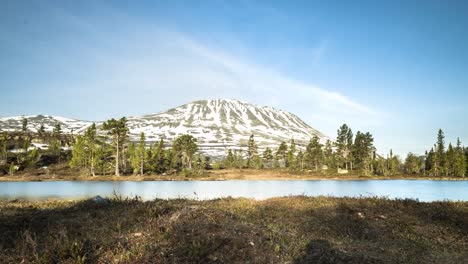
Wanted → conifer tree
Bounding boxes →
[102,117,128,176]
[276,141,288,167]
[446,143,455,176]
[287,139,297,169]
[323,140,336,171]
[224,149,235,168]
[136,132,147,176]
[454,138,466,177]
[404,153,421,175]
[296,150,305,171]
[84,123,99,176]
[172,134,198,170]
[262,147,273,168]
[22,118,28,132]
[246,134,259,168]
[306,135,323,171]
[435,129,446,176]
[336,124,353,170]
[352,131,375,175]
[70,135,87,169]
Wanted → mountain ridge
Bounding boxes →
[0,99,330,157]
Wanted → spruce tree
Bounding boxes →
[435,129,446,176]
[446,143,455,176]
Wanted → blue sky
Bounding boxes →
[1,0,467,156]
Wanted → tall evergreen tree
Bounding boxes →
[435,129,446,176]
[323,140,336,171]
[306,135,323,171]
[276,141,288,167]
[172,134,198,170]
[336,124,353,170]
[287,139,297,169]
[246,134,259,168]
[84,123,99,176]
[404,153,421,175]
[102,117,128,176]
[454,138,466,177]
[262,147,273,168]
[352,131,375,175]
[22,118,28,132]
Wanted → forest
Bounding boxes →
[0,117,466,178]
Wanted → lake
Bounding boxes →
[0,180,467,202]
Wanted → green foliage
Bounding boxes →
[102,117,128,176]
[306,136,323,171]
[404,153,421,175]
[336,124,354,170]
[172,134,198,170]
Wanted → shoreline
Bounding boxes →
[1,169,467,182]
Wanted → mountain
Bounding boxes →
[0,99,329,157]
[0,115,93,134]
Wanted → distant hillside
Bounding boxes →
[0,99,330,157]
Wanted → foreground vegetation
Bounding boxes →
[1,117,467,179]
[1,196,467,263]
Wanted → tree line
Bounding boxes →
[1,117,466,178]
[219,125,467,178]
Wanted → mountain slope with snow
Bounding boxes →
[0,99,329,157]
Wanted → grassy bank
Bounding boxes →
[1,197,467,263]
[2,164,468,181]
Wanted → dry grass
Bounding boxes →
[1,196,467,263]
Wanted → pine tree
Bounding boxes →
[172,134,198,170]
[137,133,147,176]
[323,140,336,171]
[102,117,128,176]
[336,124,353,170]
[287,139,297,169]
[276,141,288,167]
[306,135,323,171]
[262,147,273,168]
[296,150,305,171]
[70,135,87,169]
[353,131,375,175]
[404,153,420,175]
[246,134,259,168]
[0,132,7,166]
[22,118,28,132]
[84,123,99,176]
[224,149,235,168]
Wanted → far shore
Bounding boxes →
[1,169,467,182]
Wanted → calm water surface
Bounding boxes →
[0,180,467,202]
